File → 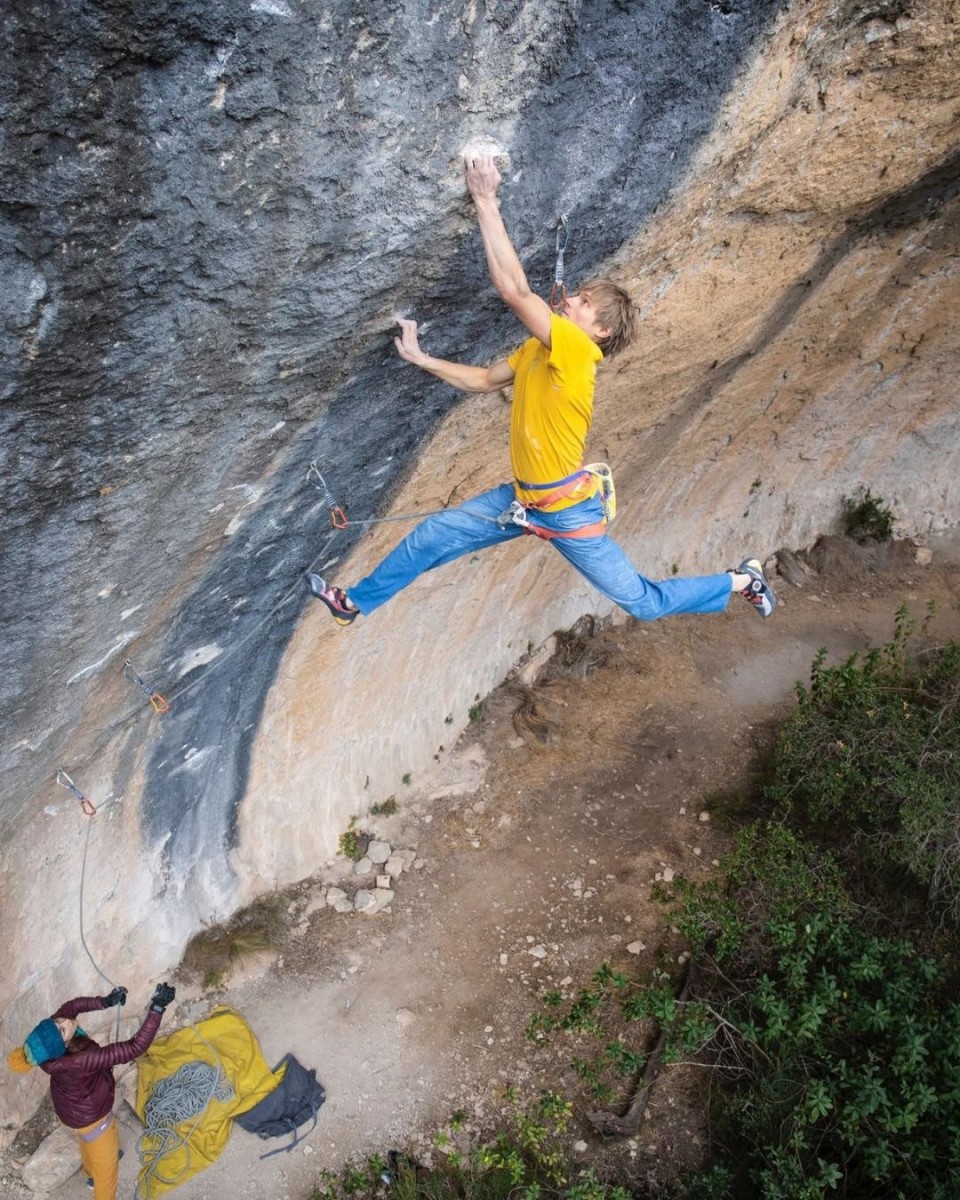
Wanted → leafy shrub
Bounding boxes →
[768,606,960,918]
[842,485,895,542]
[370,797,398,817]
[310,1094,631,1200]
[529,813,960,1199]
[678,824,960,1199]
[338,827,369,861]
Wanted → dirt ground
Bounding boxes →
[7,529,960,1200]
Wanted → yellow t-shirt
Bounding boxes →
[507,313,603,511]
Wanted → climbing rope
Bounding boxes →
[306,460,502,532]
[549,214,569,311]
[77,796,119,989]
[137,1060,234,1197]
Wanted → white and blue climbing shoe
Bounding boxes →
[737,558,777,618]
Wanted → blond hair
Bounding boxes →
[580,278,637,359]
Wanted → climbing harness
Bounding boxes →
[548,215,569,311]
[499,463,617,541]
[123,659,169,714]
[56,769,97,817]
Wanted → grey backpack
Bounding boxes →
[235,1053,326,1158]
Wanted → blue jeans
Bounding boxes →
[348,484,732,621]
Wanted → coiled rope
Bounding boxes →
[136,1060,234,1197]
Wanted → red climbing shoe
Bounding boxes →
[304,573,359,625]
[737,558,777,618]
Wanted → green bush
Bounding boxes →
[529,814,960,1199]
[767,607,960,919]
[309,1094,632,1200]
[842,486,895,542]
[682,825,960,1199]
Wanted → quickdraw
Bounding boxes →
[56,769,97,817]
[123,659,169,714]
[307,462,348,529]
[548,215,569,311]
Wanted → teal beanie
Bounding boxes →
[24,1019,66,1066]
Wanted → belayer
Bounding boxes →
[7,982,176,1200]
[307,152,775,625]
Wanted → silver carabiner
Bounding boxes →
[496,499,530,529]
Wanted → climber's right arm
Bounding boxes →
[393,318,514,394]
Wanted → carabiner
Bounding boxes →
[124,659,169,714]
[497,500,530,529]
[56,770,97,817]
[549,215,569,312]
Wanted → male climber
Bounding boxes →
[306,151,775,625]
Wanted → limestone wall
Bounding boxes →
[1,0,957,1135]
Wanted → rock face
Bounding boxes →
[1,0,957,1136]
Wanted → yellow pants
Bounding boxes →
[75,1114,120,1200]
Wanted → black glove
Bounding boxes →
[149,983,176,1013]
[102,986,128,1008]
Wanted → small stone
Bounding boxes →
[326,887,348,908]
[528,945,547,959]
[626,941,646,955]
[384,854,405,878]
[354,889,378,913]
[915,546,933,566]
[662,867,675,883]
[693,847,702,856]
[368,840,391,864]
[353,857,373,875]
[499,953,508,966]
[698,811,710,823]
[573,1140,588,1153]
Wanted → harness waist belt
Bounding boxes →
[515,469,593,511]
[76,1115,114,1143]
[523,521,606,541]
